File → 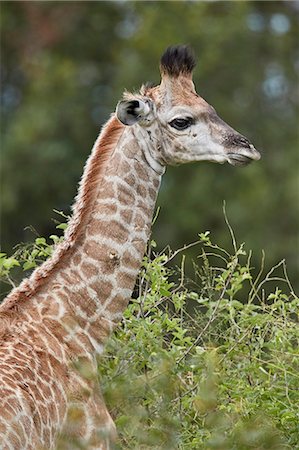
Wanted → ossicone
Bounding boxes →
[160,45,196,78]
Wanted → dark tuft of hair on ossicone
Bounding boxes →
[160,45,196,77]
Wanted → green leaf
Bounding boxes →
[56,223,67,230]
[35,237,46,245]
[3,257,20,270]
[23,261,37,270]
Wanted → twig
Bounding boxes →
[223,200,237,253]
[162,240,202,266]
[177,256,238,365]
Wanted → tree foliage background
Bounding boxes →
[1,1,298,290]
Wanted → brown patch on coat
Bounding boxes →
[137,184,147,197]
[87,319,112,344]
[117,270,135,290]
[106,294,129,315]
[94,219,129,244]
[148,187,157,201]
[120,159,131,174]
[72,253,82,266]
[90,280,113,302]
[132,239,147,255]
[116,183,135,206]
[120,209,133,224]
[136,199,152,217]
[134,163,150,182]
[134,213,147,230]
[81,262,99,278]
[94,202,118,216]
[123,173,136,187]
[122,250,141,271]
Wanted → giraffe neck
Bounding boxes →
[51,117,163,354]
[0,116,163,449]
[1,115,163,356]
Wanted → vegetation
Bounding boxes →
[1,217,298,449]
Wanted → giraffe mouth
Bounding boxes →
[227,149,261,167]
[227,154,254,167]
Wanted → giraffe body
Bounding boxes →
[0,46,260,449]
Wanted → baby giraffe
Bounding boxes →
[0,45,260,449]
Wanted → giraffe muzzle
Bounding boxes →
[227,146,261,167]
[225,134,261,167]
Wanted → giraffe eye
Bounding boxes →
[169,117,194,130]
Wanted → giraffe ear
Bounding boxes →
[116,99,151,126]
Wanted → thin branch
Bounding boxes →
[162,240,202,266]
[177,257,238,365]
[282,259,296,295]
[223,200,237,253]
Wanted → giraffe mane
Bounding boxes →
[1,115,124,312]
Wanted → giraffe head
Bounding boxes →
[116,45,260,169]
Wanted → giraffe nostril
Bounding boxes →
[224,134,252,149]
[231,135,251,149]
[238,136,251,148]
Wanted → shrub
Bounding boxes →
[1,220,298,449]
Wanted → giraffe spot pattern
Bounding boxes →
[0,94,162,448]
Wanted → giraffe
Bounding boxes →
[0,45,260,450]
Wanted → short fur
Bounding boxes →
[160,45,196,77]
[0,116,124,312]
[0,45,260,450]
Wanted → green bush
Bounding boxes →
[1,221,298,449]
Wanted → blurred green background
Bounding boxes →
[1,1,298,290]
